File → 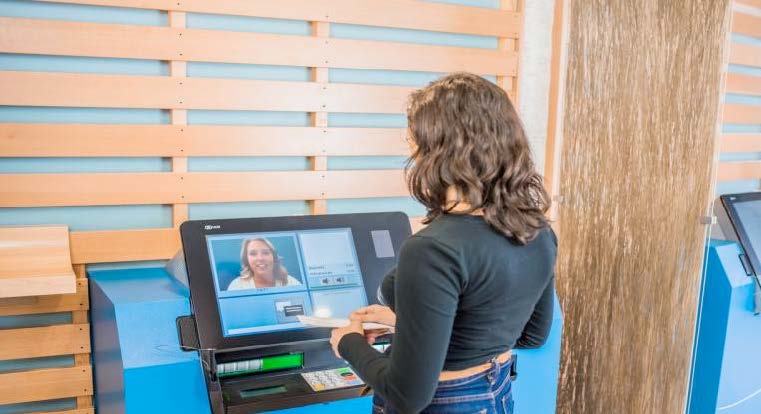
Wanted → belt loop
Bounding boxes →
[486,356,499,385]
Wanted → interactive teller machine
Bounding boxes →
[715,192,761,313]
[689,192,761,413]
[88,212,563,413]
[179,213,410,413]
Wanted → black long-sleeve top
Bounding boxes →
[338,213,557,413]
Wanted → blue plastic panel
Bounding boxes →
[689,241,761,413]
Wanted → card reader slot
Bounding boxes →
[223,372,365,413]
[239,385,288,399]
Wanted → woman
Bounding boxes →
[227,238,301,290]
[330,72,557,414]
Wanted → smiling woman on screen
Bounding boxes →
[228,238,301,290]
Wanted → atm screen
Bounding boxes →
[732,199,761,274]
[206,228,369,337]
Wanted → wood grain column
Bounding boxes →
[309,21,330,215]
[555,1,731,412]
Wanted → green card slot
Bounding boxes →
[218,353,304,378]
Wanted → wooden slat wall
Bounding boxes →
[0,0,524,410]
[0,124,409,157]
[0,18,517,76]
[34,0,522,37]
[718,5,761,186]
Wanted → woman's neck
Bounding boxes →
[445,187,483,215]
[249,272,276,287]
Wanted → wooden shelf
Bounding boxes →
[0,226,76,298]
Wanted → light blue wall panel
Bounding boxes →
[328,198,426,217]
[328,113,407,127]
[0,206,172,231]
[188,157,309,172]
[0,356,74,373]
[187,110,309,126]
[425,0,500,7]
[716,179,761,195]
[189,201,310,221]
[331,68,496,86]
[0,53,168,75]
[186,13,310,35]
[331,23,497,49]
[0,106,168,124]
[729,64,761,77]
[0,313,72,329]
[0,399,76,414]
[331,68,446,86]
[725,94,761,106]
[187,62,310,81]
[733,33,761,44]
[719,152,761,162]
[723,124,761,133]
[328,156,407,170]
[0,0,165,25]
[0,158,169,173]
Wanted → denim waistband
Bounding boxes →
[437,355,513,389]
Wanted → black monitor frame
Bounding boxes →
[720,192,761,276]
[180,212,410,352]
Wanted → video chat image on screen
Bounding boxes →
[206,228,370,337]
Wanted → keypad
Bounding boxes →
[301,367,364,392]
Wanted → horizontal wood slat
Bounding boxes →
[0,124,408,157]
[0,226,77,298]
[70,217,424,263]
[71,228,179,264]
[0,366,92,405]
[721,133,761,152]
[0,170,408,207]
[733,11,761,39]
[33,0,521,37]
[0,71,412,113]
[0,324,90,360]
[730,42,761,67]
[0,279,88,316]
[723,103,761,124]
[34,410,94,414]
[0,17,516,76]
[726,73,761,95]
[717,161,761,181]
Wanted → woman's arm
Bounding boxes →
[338,236,462,413]
[515,227,557,348]
[514,277,554,348]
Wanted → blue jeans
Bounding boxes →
[371,357,514,414]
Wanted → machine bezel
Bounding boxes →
[180,212,410,351]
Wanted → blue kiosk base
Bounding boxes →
[89,267,562,413]
[689,240,761,414]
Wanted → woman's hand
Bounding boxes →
[330,318,363,358]
[350,304,396,327]
[349,305,396,345]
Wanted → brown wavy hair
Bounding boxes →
[405,72,550,244]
